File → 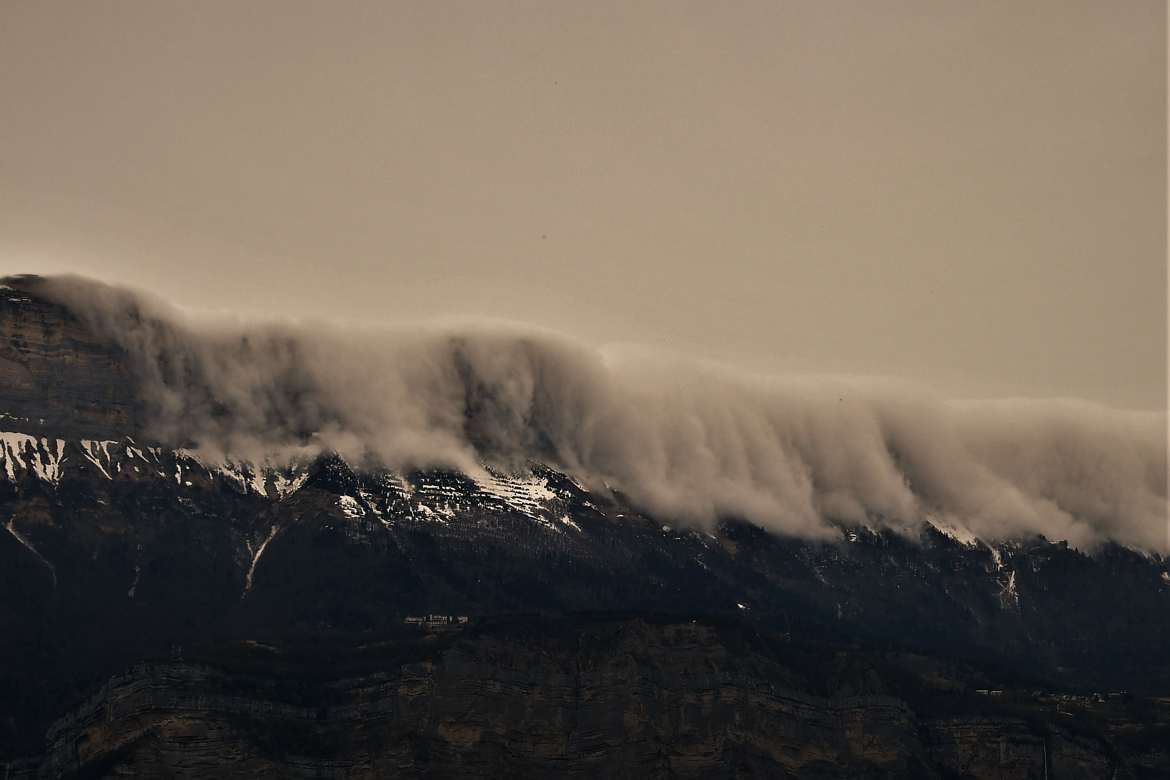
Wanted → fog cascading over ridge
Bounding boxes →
[20,274,1169,553]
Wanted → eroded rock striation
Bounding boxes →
[0,279,142,441]
[23,620,1170,778]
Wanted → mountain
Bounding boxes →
[1,276,1168,777]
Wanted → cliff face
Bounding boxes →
[24,619,1170,779]
[1,276,1169,778]
[0,282,141,440]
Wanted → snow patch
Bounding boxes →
[4,516,56,587]
[0,432,65,484]
[416,503,454,522]
[986,542,1004,571]
[928,515,980,547]
[472,469,558,518]
[337,494,365,519]
[215,459,271,496]
[243,526,279,596]
[271,471,308,499]
[80,440,116,479]
[999,570,1019,610]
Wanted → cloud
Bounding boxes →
[21,274,1169,552]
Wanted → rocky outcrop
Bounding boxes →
[0,281,141,440]
[18,619,1170,778]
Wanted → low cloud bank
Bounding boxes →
[24,275,1169,552]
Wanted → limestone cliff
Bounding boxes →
[0,280,141,440]
[21,619,1170,778]
[1,276,1168,779]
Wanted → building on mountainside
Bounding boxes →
[404,614,470,629]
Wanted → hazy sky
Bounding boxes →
[1,1,1165,409]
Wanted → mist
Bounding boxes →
[25,274,1169,553]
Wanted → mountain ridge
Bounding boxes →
[2,274,1169,776]
[5,272,1165,553]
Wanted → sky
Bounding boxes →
[1,0,1165,410]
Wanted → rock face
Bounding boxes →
[1,275,1169,777]
[22,619,1170,779]
[0,280,142,440]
